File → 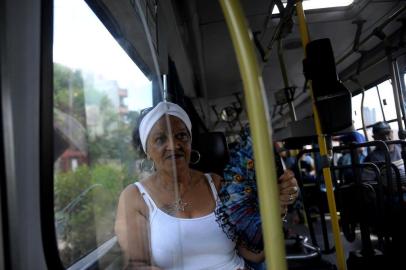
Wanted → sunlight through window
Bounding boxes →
[273,0,354,14]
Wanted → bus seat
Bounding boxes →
[375,162,403,198]
[336,182,378,242]
[190,132,230,176]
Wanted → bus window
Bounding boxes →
[272,0,354,14]
[351,93,362,130]
[352,84,387,130]
[389,121,399,140]
[362,86,385,126]
[53,0,152,267]
[352,78,402,139]
[377,80,397,121]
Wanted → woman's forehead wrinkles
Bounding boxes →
[150,126,187,136]
[149,122,187,138]
[150,116,187,132]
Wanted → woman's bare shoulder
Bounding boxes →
[121,174,154,199]
[120,183,136,197]
[199,171,223,191]
[211,173,224,190]
[119,179,150,214]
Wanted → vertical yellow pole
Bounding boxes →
[218,1,287,270]
[295,2,347,270]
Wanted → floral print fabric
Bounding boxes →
[215,126,263,253]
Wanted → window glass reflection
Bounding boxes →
[53,0,152,266]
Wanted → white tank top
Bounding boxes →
[134,174,246,270]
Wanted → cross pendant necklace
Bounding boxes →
[174,198,188,211]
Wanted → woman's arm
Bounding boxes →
[237,245,265,263]
[237,170,299,264]
[211,171,298,264]
[115,185,162,270]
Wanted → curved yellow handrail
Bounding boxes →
[218,1,287,270]
[295,2,347,270]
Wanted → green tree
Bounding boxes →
[53,63,144,267]
[54,63,86,126]
[87,95,137,163]
[55,164,136,267]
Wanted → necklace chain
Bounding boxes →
[157,171,199,212]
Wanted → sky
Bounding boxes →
[53,0,153,111]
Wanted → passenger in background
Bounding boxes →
[295,151,316,186]
[365,121,401,163]
[335,131,366,182]
[114,101,299,270]
[363,121,406,188]
[336,131,367,165]
[299,153,315,178]
[275,141,296,170]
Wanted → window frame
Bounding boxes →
[41,0,156,269]
[40,0,65,267]
[0,0,11,266]
[352,75,406,133]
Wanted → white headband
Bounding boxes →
[139,101,192,153]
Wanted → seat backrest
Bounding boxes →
[190,132,229,176]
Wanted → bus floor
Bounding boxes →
[284,210,397,270]
[284,212,362,270]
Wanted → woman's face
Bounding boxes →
[146,115,191,174]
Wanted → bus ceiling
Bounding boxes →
[92,0,405,124]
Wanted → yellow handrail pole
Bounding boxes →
[295,2,347,270]
[218,1,287,270]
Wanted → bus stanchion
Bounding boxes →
[295,1,347,270]
[219,0,287,269]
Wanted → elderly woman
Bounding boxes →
[115,101,299,270]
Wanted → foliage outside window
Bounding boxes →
[53,0,152,266]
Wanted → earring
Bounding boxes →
[140,158,155,172]
[190,150,201,165]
